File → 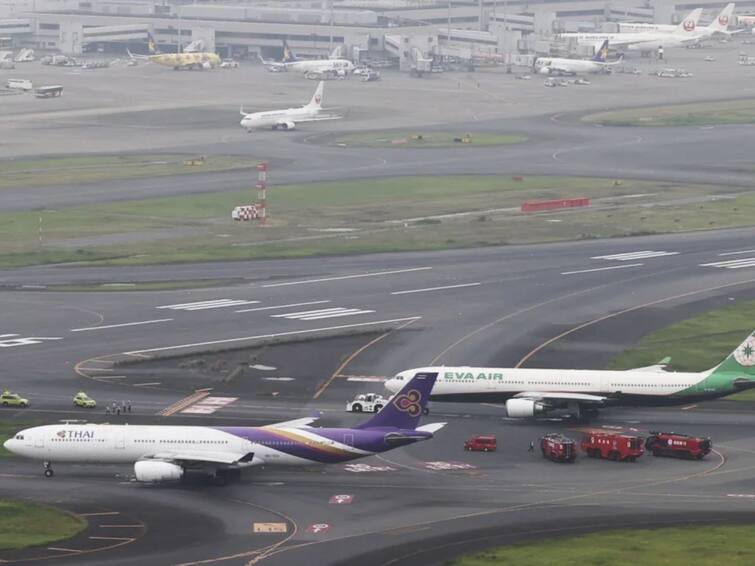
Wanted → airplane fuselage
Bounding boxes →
[240,107,318,130]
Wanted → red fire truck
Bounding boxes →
[645,432,712,459]
[540,433,577,463]
[581,431,644,462]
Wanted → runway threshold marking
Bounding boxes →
[391,282,481,295]
[126,317,422,355]
[561,263,644,275]
[261,266,432,288]
[157,299,260,310]
[158,390,211,417]
[515,277,755,368]
[235,300,330,313]
[591,250,679,261]
[312,317,421,400]
[70,318,173,332]
[718,249,755,256]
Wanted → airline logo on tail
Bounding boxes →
[734,338,755,366]
[392,389,422,416]
[592,40,610,62]
[147,32,157,55]
[719,15,730,26]
[683,19,696,32]
[282,41,296,63]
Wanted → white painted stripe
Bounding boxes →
[700,258,755,269]
[235,300,331,313]
[591,250,678,261]
[391,282,481,295]
[94,375,127,380]
[125,317,422,354]
[347,376,388,382]
[70,318,173,332]
[132,382,161,387]
[261,267,432,288]
[561,263,644,275]
[157,299,259,310]
[271,307,351,318]
[718,249,755,256]
[181,301,259,311]
[157,299,236,309]
[296,309,375,321]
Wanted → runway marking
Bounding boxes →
[235,300,330,313]
[76,367,114,372]
[158,390,211,416]
[0,334,62,347]
[70,318,173,332]
[261,266,432,288]
[561,263,644,275]
[312,317,421,399]
[680,404,698,410]
[718,249,755,256]
[89,536,134,541]
[47,547,81,553]
[591,250,679,261]
[80,511,120,517]
[252,523,288,533]
[156,299,260,311]
[132,382,161,387]
[700,257,755,270]
[181,396,237,415]
[271,307,375,321]
[126,317,422,355]
[94,375,127,380]
[391,282,481,295]
[99,524,143,528]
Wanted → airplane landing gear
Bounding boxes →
[43,461,54,478]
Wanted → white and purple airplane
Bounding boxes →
[4,372,443,483]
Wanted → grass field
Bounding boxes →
[447,525,755,566]
[0,500,86,551]
[583,98,755,127]
[608,299,755,400]
[332,131,527,148]
[0,175,751,267]
[0,154,256,190]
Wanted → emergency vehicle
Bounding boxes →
[645,432,712,459]
[540,433,576,463]
[346,393,389,413]
[464,435,497,452]
[581,431,644,462]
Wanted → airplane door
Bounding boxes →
[115,430,125,449]
[343,433,354,447]
[34,434,44,448]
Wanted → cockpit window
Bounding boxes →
[15,435,23,440]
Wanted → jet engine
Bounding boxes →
[538,66,552,75]
[505,398,547,418]
[201,61,212,70]
[134,460,184,482]
[274,120,296,130]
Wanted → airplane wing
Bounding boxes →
[263,416,318,429]
[513,391,607,405]
[145,450,260,466]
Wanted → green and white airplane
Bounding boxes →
[386,330,755,419]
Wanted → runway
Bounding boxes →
[1,39,755,566]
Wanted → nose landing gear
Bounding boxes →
[43,461,54,478]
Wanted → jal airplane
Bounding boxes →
[535,40,623,75]
[240,81,341,131]
[386,331,755,420]
[559,9,703,51]
[260,41,354,75]
[619,4,737,39]
[4,373,443,482]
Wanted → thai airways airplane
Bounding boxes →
[260,41,354,75]
[239,81,341,131]
[4,373,443,482]
[386,331,755,420]
[534,40,623,75]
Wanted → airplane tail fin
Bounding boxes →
[356,372,437,430]
[306,81,324,109]
[710,3,735,32]
[592,40,610,62]
[677,8,703,33]
[708,330,755,377]
[282,40,297,63]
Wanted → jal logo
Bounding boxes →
[719,15,729,25]
[314,95,321,104]
[392,389,422,416]
[683,19,696,31]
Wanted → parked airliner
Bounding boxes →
[535,40,623,75]
[386,331,755,420]
[4,373,443,482]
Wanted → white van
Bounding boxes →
[6,78,32,91]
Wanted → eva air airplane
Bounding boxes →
[386,331,755,420]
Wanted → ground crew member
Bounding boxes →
[657,45,664,61]
[528,441,535,453]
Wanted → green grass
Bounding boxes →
[0,420,42,457]
[583,99,755,127]
[447,525,755,566]
[333,131,527,148]
[608,299,755,400]
[0,154,256,190]
[0,175,752,267]
[0,500,86,550]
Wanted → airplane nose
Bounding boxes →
[3,438,13,451]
